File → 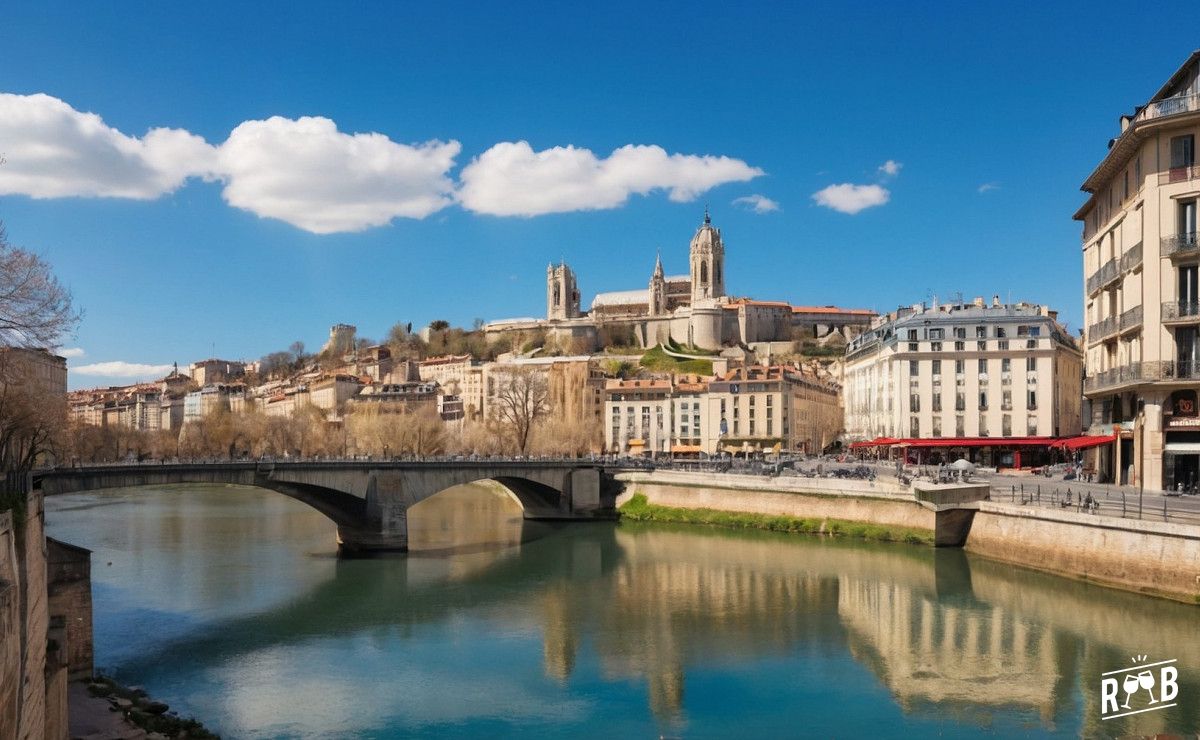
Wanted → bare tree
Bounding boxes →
[0,223,82,347]
[492,366,549,454]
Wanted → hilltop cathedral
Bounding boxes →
[485,211,874,351]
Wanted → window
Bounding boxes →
[1002,414,1012,437]
[910,416,920,437]
[953,327,967,339]
[929,328,944,340]
[955,341,965,351]
[1002,389,1012,410]
[1001,358,1012,372]
[977,340,987,351]
[955,392,966,411]
[932,417,942,437]
[998,340,1009,350]
[1028,415,1039,436]
[955,359,965,374]
[979,391,988,410]
[1027,390,1037,409]
[910,360,919,376]
[1180,199,1198,237]
[976,326,987,338]
[907,329,918,341]
[767,419,772,435]
[1026,339,1037,349]
[1171,134,1195,170]
[996,327,1007,338]
[979,415,989,437]
[1017,325,1031,336]
[910,393,920,412]
[1123,170,1129,201]
[932,359,942,376]
[955,415,965,437]
[749,420,755,435]
[977,358,987,374]
[932,392,942,412]
[1026,357,1037,372]
[931,341,942,352]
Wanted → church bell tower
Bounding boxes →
[546,262,581,320]
[689,208,725,303]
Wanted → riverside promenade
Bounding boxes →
[617,469,1200,603]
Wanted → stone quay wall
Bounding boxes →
[616,471,937,533]
[617,471,1200,603]
[966,503,1200,603]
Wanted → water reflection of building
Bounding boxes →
[593,531,840,719]
[837,576,1065,723]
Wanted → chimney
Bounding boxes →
[992,295,1001,308]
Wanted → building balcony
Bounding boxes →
[1086,258,1121,296]
[1119,304,1143,333]
[1084,362,1142,393]
[1158,164,1200,185]
[1087,316,1118,344]
[1134,91,1200,126]
[1120,241,1143,273]
[1162,232,1200,258]
[1162,301,1200,325]
[1086,360,1200,393]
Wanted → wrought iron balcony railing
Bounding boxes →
[1159,164,1200,185]
[1134,91,1200,125]
[1162,232,1200,258]
[1120,241,1143,272]
[1119,304,1143,331]
[1087,316,1118,343]
[1162,301,1200,324]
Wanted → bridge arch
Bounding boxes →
[34,461,613,555]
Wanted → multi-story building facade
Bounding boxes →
[1076,50,1200,490]
[845,299,1082,467]
[420,355,484,419]
[603,365,842,456]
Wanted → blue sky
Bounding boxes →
[0,1,1195,388]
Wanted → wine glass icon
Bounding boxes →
[1138,670,1158,704]
[1122,673,1140,709]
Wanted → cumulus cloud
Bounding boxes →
[812,183,890,214]
[0,93,215,199]
[216,116,460,234]
[458,142,763,216]
[58,347,86,358]
[0,92,766,230]
[72,361,173,378]
[978,182,1000,193]
[878,160,902,177]
[732,194,780,214]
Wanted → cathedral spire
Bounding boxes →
[653,250,664,277]
[704,205,711,225]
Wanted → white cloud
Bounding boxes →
[72,361,173,378]
[458,141,763,216]
[732,194,780,214]
[0,93,765,230]
[978,182,1000,193]
[58,347,86,358]
[216,116,461,234]
[812,183,890,214]
[878,160,902,177]
[0,93,215,200]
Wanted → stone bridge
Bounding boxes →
[34,460,622,554]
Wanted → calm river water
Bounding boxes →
[44,483,1200,739]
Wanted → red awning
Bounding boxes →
[849,437,900,449]
[1052,434,1118,451]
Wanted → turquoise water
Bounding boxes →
[44,484,1200,739]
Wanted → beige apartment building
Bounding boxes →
[1076,50,1200,490]
[844,299,1082,467]
[604,365,842,456]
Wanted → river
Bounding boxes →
[44,483,1200,738]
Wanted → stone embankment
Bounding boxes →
[617,470,1200,603]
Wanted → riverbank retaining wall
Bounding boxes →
[0,473,82,740]
[617,471,936,533]
[966,503,1200,603]
[617,471,1200,603]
